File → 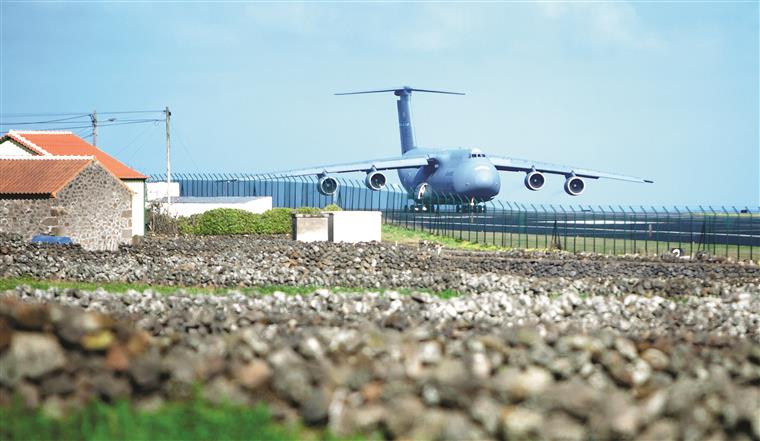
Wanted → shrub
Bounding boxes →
[146,202,180,236]
[256,207,293,234]
[323,204,342,212]
[295,207,323,215]
[177,214,200,235]
[193,208,261,235]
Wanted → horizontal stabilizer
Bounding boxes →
[335,86,464,96]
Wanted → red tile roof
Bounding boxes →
[4,131,147,180]
[0,157,95,197]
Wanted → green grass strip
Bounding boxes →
[0,399,310,441]
[0,277,462,299]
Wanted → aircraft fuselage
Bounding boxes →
[398,147,501,203]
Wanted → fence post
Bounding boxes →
[685,206,694,257]
[749,207,754,262]
[548,205,558,251]
[640,205,649,255]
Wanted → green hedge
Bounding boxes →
[193,209,260,235]
[323,204,342,212]
[184,206,342,236]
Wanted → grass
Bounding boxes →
[0,398,334,441]
[0,277,462,299]
[384,223,758,261]
[381,224,508,252]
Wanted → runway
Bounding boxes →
[385,210,760,248]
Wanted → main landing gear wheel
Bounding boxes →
[405,203,429,212]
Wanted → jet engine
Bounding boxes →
[524,171,545,191]
[317,175,339,196]
[564,176,585,196]
[365,170,387,191]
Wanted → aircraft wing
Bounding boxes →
[269,155,433,177]
[489,156,653,183]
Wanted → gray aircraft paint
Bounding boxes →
[340,87,502,202]
[276,87,651,204]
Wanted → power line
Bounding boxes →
[1,119,165,132]
[1,110,164,118]
[0,114,90,125]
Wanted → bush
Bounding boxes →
[323,204,342,212]
[256,207,293,234]
[295,207,323,215]
[193,208,261,236]
[179,206,336,236]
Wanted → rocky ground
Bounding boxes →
[1,233,759,294]
[1,233,759,440]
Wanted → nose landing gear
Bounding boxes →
[455,198,486,213]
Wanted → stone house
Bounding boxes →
[0,130,147,236]
[0,157,133,250]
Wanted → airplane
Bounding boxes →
[274,87,653,212]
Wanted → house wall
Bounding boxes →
[0,140,33,156]
[0,162,133,250]
[124,180,145,236]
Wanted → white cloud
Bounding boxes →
[537,1,662,50]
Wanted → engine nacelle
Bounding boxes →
[564,176,585,196]
[365,171,387,191]
[317,176,339,196]
[524,171,545,191]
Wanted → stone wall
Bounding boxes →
[0,162,132,250]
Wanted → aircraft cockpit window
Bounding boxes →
[470,153,486,158]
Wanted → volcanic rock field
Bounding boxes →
[1,233,759,440]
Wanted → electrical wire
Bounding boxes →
[1,110,164,118]
[173,126,202,172]
[0,114,90,125]
[113,122,158,157]
[2,119,165,131]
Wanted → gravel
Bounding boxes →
[1,232,759,439]
[1,233,759,295]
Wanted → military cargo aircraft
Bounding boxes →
[276,87,652,212]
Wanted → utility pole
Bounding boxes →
[90,110,97,146]
[165,106,172,208]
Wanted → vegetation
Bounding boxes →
[384,223,758,261]
[382,224,508,252]
[168,205,343,236]
[0,277,461,299]
[0,398,311,441]
[295,207,324,215]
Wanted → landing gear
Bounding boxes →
[404,203,430,212]
[456,204,486,213]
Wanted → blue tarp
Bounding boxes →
[31,235,73,245]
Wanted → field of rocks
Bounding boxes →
[1,233,759,440]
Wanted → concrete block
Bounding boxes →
[328,211,382,243]
[292,214,329,242]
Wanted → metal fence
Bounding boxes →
[150,173,759,260]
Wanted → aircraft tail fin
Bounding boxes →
[335,86,464,154]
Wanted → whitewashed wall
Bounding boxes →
[146,182,180,201]
[124,180,145,236]
[163,197,272,217]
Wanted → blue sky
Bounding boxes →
[1,2,758,207]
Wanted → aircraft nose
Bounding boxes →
[455,164,501,200]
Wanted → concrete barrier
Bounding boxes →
[292,214,329,242]
[328,211,382,243]
[159,196,272,217]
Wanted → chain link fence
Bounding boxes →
[149,173,759,260]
